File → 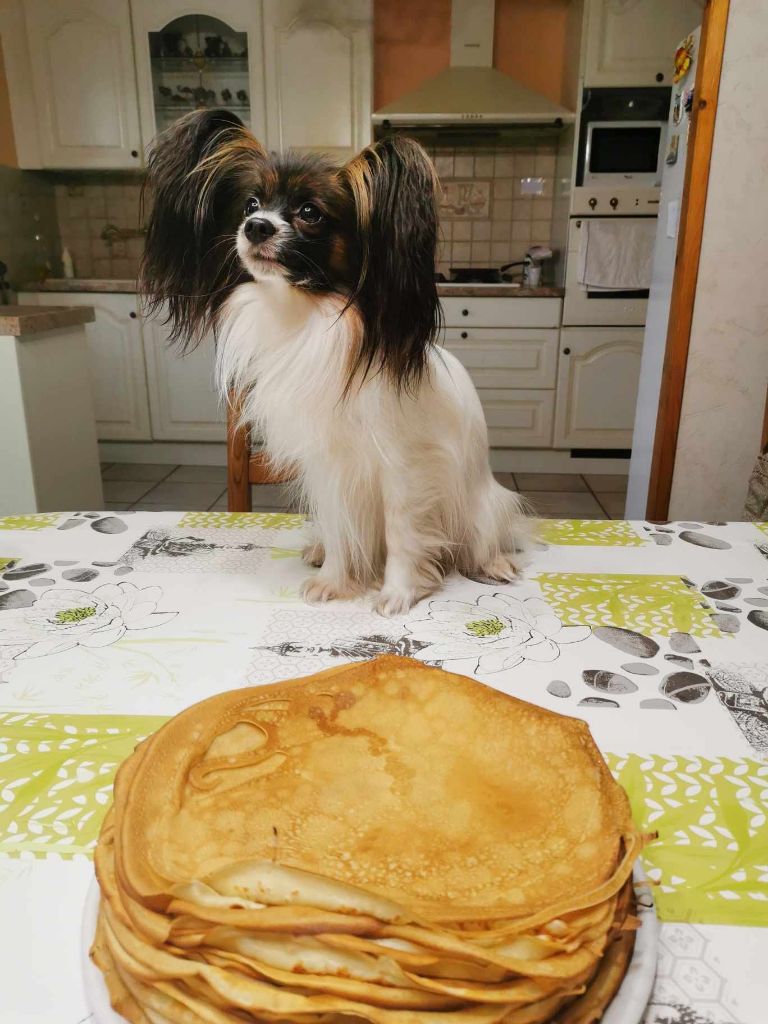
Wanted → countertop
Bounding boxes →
[21,278,137,294]
[23,279,564,299]
[0,304,95,337]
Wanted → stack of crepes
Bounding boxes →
[92,656,646,1024]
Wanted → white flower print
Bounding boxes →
[0,582,177,661]
[406,592,590,674]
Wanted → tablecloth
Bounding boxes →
[1,509,767,1023]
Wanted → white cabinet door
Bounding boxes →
[19,291,152,441]
[142,317,225,441]
[23,0,142,168]
[443,328,558,389]
[130,0,267,150]
[262,0,371,160]
[584,0,702,87]
[554,327,643,449]
[479,390,555,449]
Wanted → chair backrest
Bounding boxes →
[226,391,295,512]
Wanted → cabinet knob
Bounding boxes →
[460,330,468,339]
[588,196,597,210]
[655,72,664,82]
[461,308,469,316]
[131,149,139,158]
[563,346,571,355]
[129,311,137,319]
[610,196,619,209]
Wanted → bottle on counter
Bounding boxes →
[62,247,75,279]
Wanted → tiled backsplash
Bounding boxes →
[53,173,144,280]
[430,141,557,276]
[0,165,60,291]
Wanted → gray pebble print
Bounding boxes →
[113,566,133,576]
[0,589,37,610]
[547,680,571,698]
[53,560,77,566]
[91,517,128,535]
[747,609,768,631]
[622,662,659,676]
[745,598,768,608]
[664,654,694,669]
[669,631,701,654]
[701,580,741,601]
[578,697,619,708]
[651,534,673,546]
[679,531,731,550]
[582,670,638,695]
[678,523,703,530]
[640,699,676,710]
[2,563,51,581]
[594,626,659,658]
[660,671,711,704]
[57,518,85,531]
[711,612,740,634]
[29,578,56,587]
[61,568,99,583]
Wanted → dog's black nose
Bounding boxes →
[244,218,277,242]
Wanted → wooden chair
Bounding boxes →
[226,391,295,511]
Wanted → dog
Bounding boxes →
[140,109,530,615]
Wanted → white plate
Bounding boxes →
[82,866,658,1024]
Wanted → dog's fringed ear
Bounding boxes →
[341,135,441,391]
[140,108,268,350]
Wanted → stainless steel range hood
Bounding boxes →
[372,0,574,128]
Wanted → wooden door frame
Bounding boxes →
[645,0,730,520]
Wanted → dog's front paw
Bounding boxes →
[373,586,422,617]
[302,540,325,567]
[476,553,523,583]
[301,575,357,604]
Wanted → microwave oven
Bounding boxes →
[583,120,667,187]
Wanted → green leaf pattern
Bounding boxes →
[177,511,305,530]
[535,573,724,637]
[538,519,647,546]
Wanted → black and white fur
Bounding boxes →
[141,109,530,615]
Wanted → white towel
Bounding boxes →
[577,219,656,290]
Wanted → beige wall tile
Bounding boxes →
[493,199,511,221]
[534,153,556,176]
[474,154,493,177]
[434,154,454,176]
[493,154,514,177]
[513,198,532,220]
[472,220,491,241]
[493,179,513,199]
[514,150,536,176]
[453,220,471,241]
[511,221,532,242]
[491,220,510,241]
[454,154,473,176]
[471,241,490,262]
[491,241,510,262]
[452,242,470,263]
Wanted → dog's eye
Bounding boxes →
[244,197,261,216]
[297,202,323,225]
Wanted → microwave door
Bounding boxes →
[584,121,666,186]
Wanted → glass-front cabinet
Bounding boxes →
[148,15,251,134]
[131,0,267,150]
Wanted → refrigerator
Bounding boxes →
[625,26,701,519]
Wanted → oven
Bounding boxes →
[563,215,653,327]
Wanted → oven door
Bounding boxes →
[584,121,666,187]
[563,217,652,327]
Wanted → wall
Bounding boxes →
[431,138,556,274]
[53,175,144,279]
[374,0,573,110]
[0,165,59,288]
[668,0,768,520]
[0,34,17,166]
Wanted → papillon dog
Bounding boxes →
[141,109,530,614]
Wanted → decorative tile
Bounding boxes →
[535,574,724,637]
[439,180,490,218]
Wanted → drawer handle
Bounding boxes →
[461,308,469,316]
[563,346,571,355]
[461,331,468,339]
[131,149,139,158]
[129,311,137,319]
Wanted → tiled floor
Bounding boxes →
[99,464,628,518]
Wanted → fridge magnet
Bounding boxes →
[665,134,680,166]
[673,34,695,84]
[672,91,683,126]
[683,87,695,119]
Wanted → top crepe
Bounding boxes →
[115,656,634,922]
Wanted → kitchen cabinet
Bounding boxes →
[142,316,225,442]
[19,291,152,441]
[261,0,372,159]
[583,0,703,87]
[22,0,142,168]
[554,326,643,449]
[440,298,561,449]
[130,0,267,147]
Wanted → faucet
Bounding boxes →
[101,224,148,246]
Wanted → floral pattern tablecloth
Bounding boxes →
[1,509,768,1024]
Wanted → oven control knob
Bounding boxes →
[610,196,619,209]
[588,196,597,210]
